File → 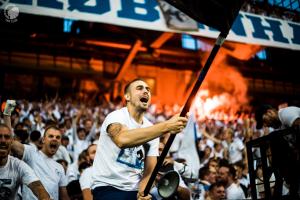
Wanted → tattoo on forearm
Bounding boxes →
[107,123,122,137]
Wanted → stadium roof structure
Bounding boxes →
[0,0,299,105]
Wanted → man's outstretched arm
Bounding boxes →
[3,114,25,159]
[108,114,187,148]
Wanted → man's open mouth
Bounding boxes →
[140,96,149,103]
[0,145,8,150]
[50,143,58,149]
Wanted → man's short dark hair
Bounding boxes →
[45,120,57,127]
[30,130,41,142]
[208,157,219,165]
[58,123,65,129]
[199,166,210,179]
[61,135,69,141]
[218,158,229,167]
[219,162,236,178]
[124,78,145,94]
[233,161,245,170]
[255,104,273,129]
[14,129,29,144]
[44,125,60,137]
[77,127,86,134]
[209,182,225,192]
[66,180,82,198]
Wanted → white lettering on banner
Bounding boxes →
[3,0,300,50]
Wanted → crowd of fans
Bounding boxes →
[241,0,300,22]
[0,97,297,199]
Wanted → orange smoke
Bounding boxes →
[80,80,99,92]
[193,64,249,121]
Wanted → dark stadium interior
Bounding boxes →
[1,0,300,107]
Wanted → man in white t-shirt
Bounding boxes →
[255,105,300,198]
[91,79,188,200]
[217,163,245,200]
[0,123,51,200]
[11,125,70,200]
[222,128,245,164]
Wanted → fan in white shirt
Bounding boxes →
[11,125,70,200]
[217,163,245,200]
[0,123,50,200]
[91,79,188,200]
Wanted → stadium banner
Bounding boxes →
[3,0,300,50]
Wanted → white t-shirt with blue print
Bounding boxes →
[91,107,159,191]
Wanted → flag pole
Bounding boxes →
[144,31,228,196]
